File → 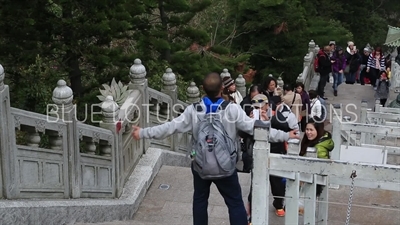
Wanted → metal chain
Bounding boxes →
[345,170,357,225]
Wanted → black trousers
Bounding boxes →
[270,175,286,209]
[359,67,367,85]
[370,68,380,87]
[248,175,287,210]
[317,73,329,97]
[380,98,387,107]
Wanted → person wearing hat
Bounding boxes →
[249,93,271,118]
[344,41,360,84]
[223,76,243,104]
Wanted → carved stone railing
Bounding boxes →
[391,58,400,90]
[0,59,244,200]
[296,40,320,91]
[251,123,400,225]
[360,101,400,148]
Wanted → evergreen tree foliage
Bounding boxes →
[0,0,399,117]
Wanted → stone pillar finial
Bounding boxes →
[101,96,120,123]
[304,53,311,61]
[162,68,177,91]
[277,76,284,87]
[296,73,303,84]
[0,64,4,91]
[235,74,246,98]
[304,53,311,68]
[52,80,73,110]
[309,40,316,52]
[314,45,320,55]
[129,58,147,84]
[220,68,231,79]
[186,82,200,103]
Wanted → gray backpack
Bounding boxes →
[191,100,238,180]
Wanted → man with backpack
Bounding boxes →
[132,72,300,225]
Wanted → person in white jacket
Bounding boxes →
[308,90,322,118]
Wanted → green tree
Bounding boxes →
[228,0,309,84]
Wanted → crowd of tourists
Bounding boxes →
[129,42,400,224]
[316,41,400,107]
[132,70,337,225]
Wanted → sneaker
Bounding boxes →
[275,209,285,217]
[334,90,337,96]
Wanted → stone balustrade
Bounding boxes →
[296,40,320,91]
[391,58,400,90]
[0,60,247,200]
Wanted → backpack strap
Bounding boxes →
[193,99,230,112]
[193,101,203,112]
[290,94,296,109]
[219,100,230,110]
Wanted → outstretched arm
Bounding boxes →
[133,107,193,140]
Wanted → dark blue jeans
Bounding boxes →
[191,164,248,225]
[332,72,343,91]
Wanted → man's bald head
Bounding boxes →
[203,72,223,98]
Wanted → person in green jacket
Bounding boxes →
[299,116,334,159]
[298,116,334,215]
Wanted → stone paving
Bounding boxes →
[77,77,400,225]
[77,165,400,225]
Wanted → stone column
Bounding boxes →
[52,80,80,198]
[0,64,19,199]
[235,74,246,98]
[101,96,120,124]
[277,76,284,88]
[161,68,178,118]
[220,68,231,79]
[304,53,311,69]
[128,59,148,152]
[391,57,398,89]
[360,101,368,143]
[374,99,381,112]
[186,82,200,104]
[308,40,316,53]
[161,68,178,151]
[296,73,304,85]
[251,127,270,224]
[99,96,122,197]
[304,53,312,88]
[314,45,320,56]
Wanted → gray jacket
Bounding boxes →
[375,79,390,100]
[140,101,291,143]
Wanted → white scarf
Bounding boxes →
[230,91,243,104]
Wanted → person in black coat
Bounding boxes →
[317,46,333,99]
